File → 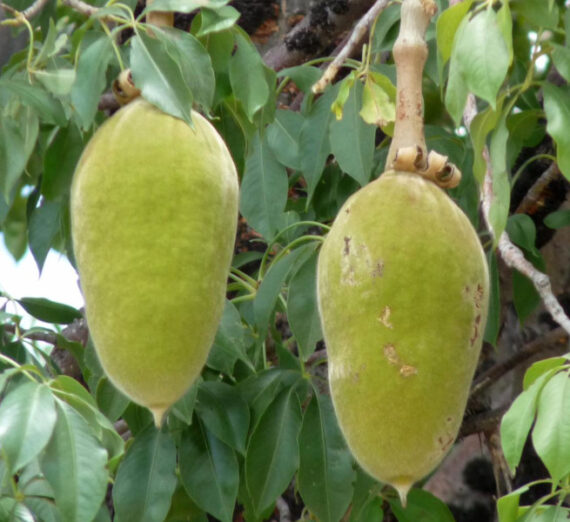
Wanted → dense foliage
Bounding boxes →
[1,0,570,520]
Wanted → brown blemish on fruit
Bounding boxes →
[400,365,417,377]
[378,306,393,328]
[345,206,351,214]
[371,260,384,278]
[470,313,482,347]
[383,343,400,365]
[343,236,351,256]
[437,434,454,452]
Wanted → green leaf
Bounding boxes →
[245,387,302,516]
[488,114,510,242]
[113,425,177,522]
[28,199,62,272]
[267,109,303,170]
[238,368,304,430]
[254,243,316,338]
[0,79,67,126]
[359,72,396,132]
[43,123,84,201]
[95,377,130,422]
[551,44,570,83]
[145,0,228,14]
[444,27,469,126]
[130,31,193,126]
[370,3,400,53]
[170,379,200,424]
[0,108,39,199]
[544,209,570,229]
[500,371,552,473]
[41,400,108,522]
[450,8,510,110]
[330,81,376,186]
[298,392,354,522]
[0,381,57,472]
[17,297,82,324]
[179,419,239,522]
[0,498,35,522]
[195,381,250,454]
[512,270,540,325]
[153,27,215,111]
[497,484,529,522]
[240,132,287,240]
[511,0,559,30]
[277,65,322,93]
[350,468,383,522]
[34,69,75,97]
[390,489,455,522]
[229,30,270,122]
[287,250,322,360]
[531,371,570,482]
[208,300,252,374]
[469,101,503,183]
[436,0,473,66]
[523,357,568,390]
[543,82,570,181]
[197,6,240,37]
[71,35,114,130]
[299,86,338,202]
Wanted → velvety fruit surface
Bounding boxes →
[71,99,239,425]
[317,170,489,503]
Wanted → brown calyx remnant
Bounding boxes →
[384,0,461,189]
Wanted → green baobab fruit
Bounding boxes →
[71,98,239,426]
[317,170,489,504]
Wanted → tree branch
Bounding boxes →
[515,162,562,215]
[263,0,377,71]
[312,0,391,93]
[462,92,570,335]
[470,327,569,399]
[0,0,49,24]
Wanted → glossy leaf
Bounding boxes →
[145,0,228,13]
[130,31,193,126]
[267,109,304,170]
[330,81,376,186]
[95,377,130,422]
[113,425,177,522]
[245,387,302,516]
[195,380,250,454]
[523,357,568,390]
[501,371,553,473]
[154,28,215,111]
[240,132,287,240]
[0,381,57,472]
[488,115,510,242]
[28,199,62,272]
[544,209,570,229]
[196,6,240,37]
[17,297,82,324]
[298,392,354,522]
[254,243,316,338]
[179,419,239,522]
[531,371,570,482]
[299,86,338,201]
[543,82,570,181]
[436,0,473,66]
[41,400,108,522]
[390,489,455,522]
[287,250,323,360]
[229,30,270,122]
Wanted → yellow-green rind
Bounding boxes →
[317,171,489,501]
[71,99,239,424]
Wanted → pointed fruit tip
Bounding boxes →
[150,406,168,428]
[392,479,412,508]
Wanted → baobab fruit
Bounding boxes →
[317,170,489,504]
[71,98,239,426]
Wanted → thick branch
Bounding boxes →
[263,0,375,71]
[515,162,562,215]
[458,405,509,439]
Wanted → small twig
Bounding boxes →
[0,0,49,24]
[312,0,391,94]
[515,162,562,215]
[60,0,99,18]
[462,91,570,335]
[470,327,569,399]
[3,323,58,345]
[458,405,509,439]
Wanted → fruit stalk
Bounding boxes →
[385,0,437,170]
